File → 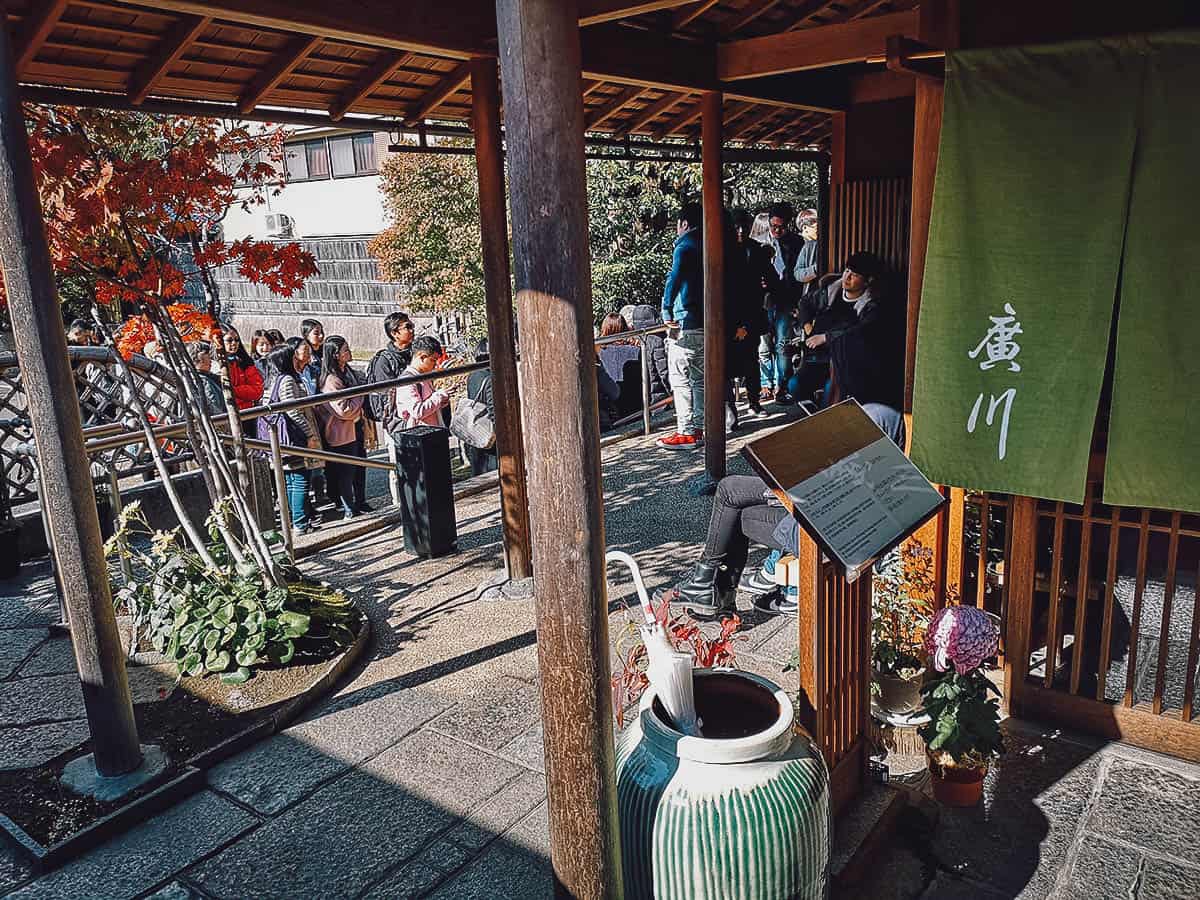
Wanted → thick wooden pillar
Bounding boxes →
[701,90,726,481]
[826,111,847,272]
[903,78,944,416]
[816,152,831,274]
[493,1,622,896]
[0,23,141,775]
[470,57,532,581]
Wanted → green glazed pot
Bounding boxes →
[616,668,832,900]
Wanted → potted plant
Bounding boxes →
[870,542,939,716]
[918,604,1003,806]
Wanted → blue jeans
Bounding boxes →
[284,469,312,530]
[759,308,794,391]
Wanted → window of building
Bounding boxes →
[284,133,377,181]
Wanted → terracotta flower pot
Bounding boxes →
[927,753,987,807]
[872,667,925,717]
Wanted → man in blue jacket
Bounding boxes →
[657,202,705,449]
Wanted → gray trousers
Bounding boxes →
[666,328,705,435]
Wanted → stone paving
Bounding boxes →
[2,404,1200,898]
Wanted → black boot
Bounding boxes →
[654,560,738,618]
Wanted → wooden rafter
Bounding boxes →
[621,90,687,134]
[329,49,416,121]
[719,0,786,37]
[783,0,842,31]
[672,0,721,29]
[404,60,472,125]
[582,79,607,97]
[128,14,212,105]
[729,105,780,140]
[578,0,706,26]
[652,99,703,139]
[237,34,322,114]
[15,0,69,76]
[851,0,902,20]
[758,112,822,143]
[718,9,919,79]
[584,85,648,130]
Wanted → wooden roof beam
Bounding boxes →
[718,9,919,79]
[672,0,721,29]
[782,0,841,31]
[578,1,708,26]
[652,100,704,139]
[621,90,688,134]
[238,34,322,114]
[404,61,473,126]
[719,0,785,37]
[729,105,780,140]
[330,49,416,121]
[128,14,212,105]
[15,0,69,76]
[585,85,649,131]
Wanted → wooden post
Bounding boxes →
[470,56,533,581]
[0,24,141,775]
[816,152,831,275]
[493,1,622,896]
[701,90,726,482]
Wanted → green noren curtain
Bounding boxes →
[911,34,1200,511]
[1104,33,1200,512]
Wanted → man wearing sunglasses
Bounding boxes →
[367,310,417,431]
[762,203,805,403]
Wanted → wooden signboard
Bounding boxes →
[742,400,945,581]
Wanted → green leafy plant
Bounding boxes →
[917,668,1004,769]
[106,501,359,683]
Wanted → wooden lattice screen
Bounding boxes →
[828,177,911,279]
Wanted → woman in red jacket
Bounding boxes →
[220,326,263,410]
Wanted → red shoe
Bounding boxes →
[656,432,700,449]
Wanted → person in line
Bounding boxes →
[317,335,367,519]
[788,251,885,406]
[285,335,326,515]
[66,319,96,346]
[251,329,273,376]
[367,311,417,431]
[597,313,644,419]
[394,335,450,429]
[762,203,805,404]
[464,338,498,476]
[793,210,820,305]
[221,325,264,410]
[299,318,324,394]
[185,340,225,413]
[657,201,705,450]
[260,343,323,535]
[729,209,772,427]
[617,303,671,405]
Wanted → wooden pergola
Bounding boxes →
[5,1,1200,896]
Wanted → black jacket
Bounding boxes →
[366,343,413,432]
[765,232,805,311]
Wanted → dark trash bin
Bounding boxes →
[396,425,458,558]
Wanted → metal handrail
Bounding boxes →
[84,359,491,454]
[593,322,671,348]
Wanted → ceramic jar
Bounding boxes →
[616,669,832,900]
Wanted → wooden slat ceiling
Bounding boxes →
[3,0,918,150]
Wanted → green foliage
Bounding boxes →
[369,149,818,330]
[107,502,359,681]
[917,668,1004,768]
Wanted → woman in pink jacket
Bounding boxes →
[318,336,366,519]
[392,335,450,430]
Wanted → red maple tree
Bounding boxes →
[5,106,316,334]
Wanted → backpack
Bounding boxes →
[449,375,495,449]
[256,377,308,450]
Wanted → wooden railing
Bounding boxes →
[933,480,1200,761]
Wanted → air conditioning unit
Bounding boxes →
[264,213,295,238]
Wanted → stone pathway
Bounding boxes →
[3,404,1200,898]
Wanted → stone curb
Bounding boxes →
[0,608,372,874]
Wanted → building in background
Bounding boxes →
[215,126,464,353]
